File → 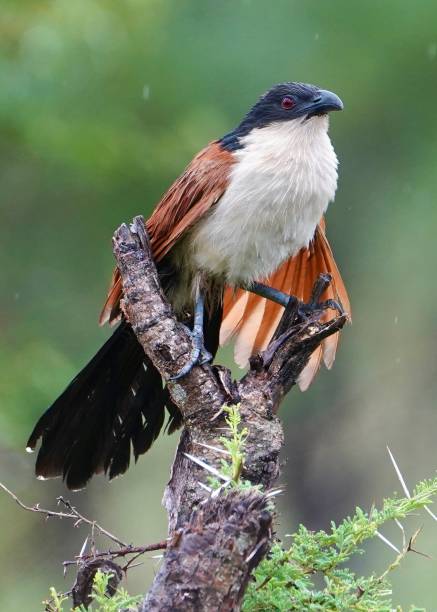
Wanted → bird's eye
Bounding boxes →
[281,96,295,110]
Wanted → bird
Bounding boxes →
[27,82,350,490]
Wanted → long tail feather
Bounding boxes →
[27,323,168,490]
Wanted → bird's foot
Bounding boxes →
[296,273,344,319]
[249,274,344,323]
[297,298,344,319]
[250,274,344,318]
[170,326,212,381]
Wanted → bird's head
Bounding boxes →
[221,82,343,150]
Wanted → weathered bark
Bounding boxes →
[141,490,272,612]
[112,216,346,611]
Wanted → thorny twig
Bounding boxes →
[0,482,167,575]
[0,482,126,547]
[56,496,127,547]
[62,541,168,570]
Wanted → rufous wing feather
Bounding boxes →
[99,142,234,325]
[220,219,350,390]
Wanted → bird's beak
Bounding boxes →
[305,89,344,118]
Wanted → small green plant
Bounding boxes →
[243,477,437,611]
[44,570,141,611]
[221,404,248,483]
[207,403,258,490]
[45,588,70,612]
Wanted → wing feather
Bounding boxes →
[220,219,350,389]
[100,142,234,325]
[220,289,250,346]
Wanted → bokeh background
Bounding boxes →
[2,0,437,608]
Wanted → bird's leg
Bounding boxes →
[249,274,344,318]
[249,283,290,307]
[170,291,212,380]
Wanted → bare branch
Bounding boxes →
[62,541,168,569]
[0,482,127,547]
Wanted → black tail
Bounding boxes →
[27,298,223,490]
[27,322,174,490]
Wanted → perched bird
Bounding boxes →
[27,82,350,490]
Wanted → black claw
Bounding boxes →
[310,273,332,304]
[293,273,345,319]
[199,348,213,366]
[169,330,212,381]
[169,346,202,380]
[297,297,344,320]
[318,298,344,315]
[170,291,212,381]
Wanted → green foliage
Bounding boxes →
[207,404,258,491]
[243,478,437,611]
[45,477,437,611]
[221,404,248,483]
[45,588,69,612]
[206,405,437,610]
[45,570,141,612]
[85,571,141,612]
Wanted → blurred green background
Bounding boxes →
[2,0,437,609]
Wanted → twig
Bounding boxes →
[1,480,170,584]
[57,496,127,547]
[0,482,127,547]
[62,541,168,569]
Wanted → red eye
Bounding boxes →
[281,96,295,110]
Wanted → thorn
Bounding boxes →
[386,449,437,537]
[424,506,437,522]
[125,561,143,570]
[387,446,411,498]
[210,406,225,421]
[245,537,267,563]
[394,519,406,550]
[406,527,432,559]
[198,481,231,505]
[193,441,231,456]
[183,453,230,482]
[376,530,400,554]
[78,536,88,558]
[197,481,213,493]
[265,488,283,499]
[210,481,231,499]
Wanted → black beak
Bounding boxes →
[305,89,343,118]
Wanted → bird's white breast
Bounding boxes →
[191,116,338,286]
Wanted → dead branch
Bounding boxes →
[1,481,168,608]
[0,483,126,547]
[111,216,346,611]
[62,541,168,570]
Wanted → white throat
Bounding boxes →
[192,116,339,285]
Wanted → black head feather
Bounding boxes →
[220,82,342,151]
